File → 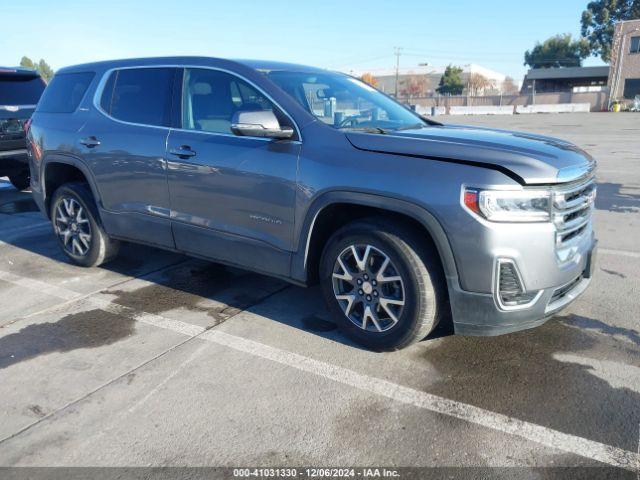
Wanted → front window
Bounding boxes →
[630,36,640,54]
[265,70,426,132]
[181,68,291,135]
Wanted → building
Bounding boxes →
[352,64,509,98]
[521,66,610,94]
[608,19,640,102]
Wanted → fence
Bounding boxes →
[403,90,609,112]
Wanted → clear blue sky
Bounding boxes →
[2,0,605,80]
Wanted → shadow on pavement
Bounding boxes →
[595,182,640,213]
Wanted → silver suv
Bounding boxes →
[27,57,597,350]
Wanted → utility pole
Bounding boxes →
[394,47,403,98]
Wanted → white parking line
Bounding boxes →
[600,248,640,259]
[0,270,638,471]
[0,270,80,301]
[89,295,205,337]
[201,329,640,472]
[0,260,189,329]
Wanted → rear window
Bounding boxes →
[0,74,46,105]
[100,68,174,127]
[37,72,95,113]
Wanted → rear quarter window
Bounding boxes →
[37,72,95,113]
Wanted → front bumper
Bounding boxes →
[450,236,597,336]
[0,148,29,174]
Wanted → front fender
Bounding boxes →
[290,190,460,288]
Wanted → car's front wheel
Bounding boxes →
[50,182,120,267]
[320,218,446,351]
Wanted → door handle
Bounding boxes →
[169,145,196,159]
[79,136,100,148]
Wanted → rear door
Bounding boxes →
[84,67,178,248]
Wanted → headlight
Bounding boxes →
[464,188,551,222]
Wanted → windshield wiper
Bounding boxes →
[339,126,388,134]
[393,123,429,131]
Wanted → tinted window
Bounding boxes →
[630,36,640,54]
[37,72,94,113]
[182,68,284,134]
[103,68,174,127]
[0,74,45,105]
[623,78,640,99]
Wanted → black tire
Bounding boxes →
[50,182,120,267]
[319,218,447,351]
[9,171,30,191]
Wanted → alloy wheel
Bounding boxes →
[54,197,92,257]
[332,244,406,332]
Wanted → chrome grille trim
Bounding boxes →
[552,176,596,245]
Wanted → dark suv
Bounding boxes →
[27,57,597,350]
[1,67,46,190]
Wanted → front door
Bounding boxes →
[166,67,300,276]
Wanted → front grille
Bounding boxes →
[550,275,582,304]
[552,177,596,245]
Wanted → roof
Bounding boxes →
[525,66,610,81]
[57,56,326,74]
[0,67,40,77]
[234,59,326,73]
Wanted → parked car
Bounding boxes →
[0,67,46,190]
[27,57,597,350]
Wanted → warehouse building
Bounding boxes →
[521,66,610,94]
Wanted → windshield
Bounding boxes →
[0,74,46,105]
[265,70,425,131]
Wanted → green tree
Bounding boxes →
[37,59,54,81]
[436,65,464,95]
[581,0,640,62]
[524,34,591,68]
[18,56,54,81]
[19,56,36,70]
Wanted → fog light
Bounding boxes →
[495,259,541,309]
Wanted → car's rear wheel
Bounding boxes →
[50,182,120,267]
[8,171,30,191]
[320,218,446,351]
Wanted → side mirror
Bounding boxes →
[231,110,294,140]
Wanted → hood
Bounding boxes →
[345,124,595,184]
